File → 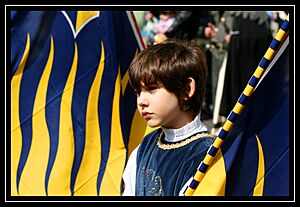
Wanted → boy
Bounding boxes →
[122,39,215,196]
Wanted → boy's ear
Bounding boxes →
[187,77,196,98]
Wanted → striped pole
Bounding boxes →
[184,13,290,196]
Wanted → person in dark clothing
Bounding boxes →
[153,11,216,43]
[219,12,273,117]
[164,11,216,40]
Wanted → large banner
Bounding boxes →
[193,32,290,196]
[11,11,147,196]
[191,17,291,196]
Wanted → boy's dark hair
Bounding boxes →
[128,39,207,117]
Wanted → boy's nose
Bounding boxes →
[137,91,149,107]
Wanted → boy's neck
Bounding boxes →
[161,112,207,142]
[162,111,194,129]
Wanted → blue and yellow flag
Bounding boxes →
[193,35,290,196]
[11,11,148,196]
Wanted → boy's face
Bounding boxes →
[136,84,191,129]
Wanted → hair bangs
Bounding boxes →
[129,53,161,94]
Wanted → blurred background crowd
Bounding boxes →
[133,10,288,134]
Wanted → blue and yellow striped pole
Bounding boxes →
[184,13,290,196]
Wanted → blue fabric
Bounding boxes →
[11,10,140,195]
[221,43,289,196]
[135,128,214,196]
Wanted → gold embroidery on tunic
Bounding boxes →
[157,131,215,150]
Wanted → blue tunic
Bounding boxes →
[135,128,215,196]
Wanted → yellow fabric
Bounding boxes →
[253,135,265,196]
[72,42,105,195]
[99,65,126,195]
[18,36,54,195]
[11,33,30,196]
[76,11,99,33]
[48,42,78,195]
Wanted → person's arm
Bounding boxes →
[122,145,140,196]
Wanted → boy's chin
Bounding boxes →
[146,120,160,128]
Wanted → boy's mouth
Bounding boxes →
[142,112,153,119]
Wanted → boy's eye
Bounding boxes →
[134,89,156,96]
[148,89,157,94]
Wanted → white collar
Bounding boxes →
[161,112,208,143]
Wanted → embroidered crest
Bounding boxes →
[142,168,162,196]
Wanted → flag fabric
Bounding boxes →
[193,35,290,196]
[11,10,147,196]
